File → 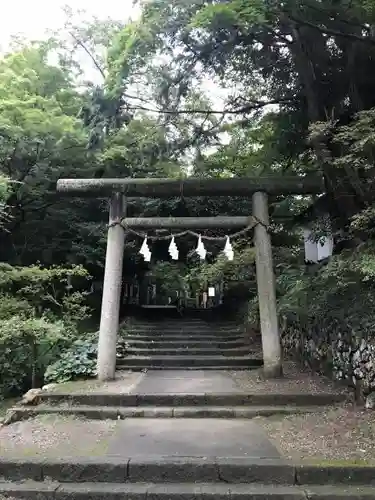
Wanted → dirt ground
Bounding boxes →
[229,362,375,464]
[257,405,375,464]
[228,361,350,395]
[0,414,117,458]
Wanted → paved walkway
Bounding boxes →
[108,418,280,458]
[131,370,244,394]
[105,369,280,459]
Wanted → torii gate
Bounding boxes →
[57,176,323,381]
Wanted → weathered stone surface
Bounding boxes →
[56,482,148,499]
[40,393,138,407]
[0,481,58,499]
[136,393,207,405]
[228,484,306,499]
[118,407,145,418]
[42,383,58,391]
[142,407,174,418]
[216,458,295,484]
[304,485,375,499]
[107,419,281,458]
[147,483,202,500]
[133,371,242,395]
[281,316,375,400]
[120,355,262,369]
[128,457,218,483]
[200,483,232,500]
[126,340,246,348]
[172,407,236,418]
[42,458,128,483]
[365,392,375,409]
[1,408,22,426]
[0,458,43,481]
[296,465,375,485]
[21,388,43,405]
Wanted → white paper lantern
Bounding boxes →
[168,236,179,260]
[139,236,152,262]
[223,236,234,261]
[195,234,207,260]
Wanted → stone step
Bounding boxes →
[123,360,259,372]
[120,365,257,370]
[122,339,250,349]
[127,328,242,334]
[38,392,347,407]
[9,404,331,421]
[0,457,293,484]
[129,327,243,331]
[116,355,263,368]
[127,322,240,327]
[0,456,373,485]
[123,334,246,341]
[123,347,253,356]
[1,481,374,499]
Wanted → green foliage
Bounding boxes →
[44,332,98,384]
[184,243,256,302]
[0,316,67,398]
[0,175,11,229]
[189,0,266,30]
[0,263,91,327]
[277,243,375,327]
[0,294,32,319]
[146,262,189,300]
[0,263,93,398]
[187,244,255,285]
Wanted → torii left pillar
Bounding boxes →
[97,193,125,381]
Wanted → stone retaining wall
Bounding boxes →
[279,314,375,402]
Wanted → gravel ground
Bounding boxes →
[228,361,350,395]
[0,415,117,458]
[258,406,375,463]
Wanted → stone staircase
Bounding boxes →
[0,455,374,498]
[1,313,372,499]
[117,316,262,370]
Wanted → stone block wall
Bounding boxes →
[280,314,375,399]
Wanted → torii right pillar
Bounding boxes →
[253,191,283,378]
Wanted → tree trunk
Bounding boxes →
[290,22,361,223]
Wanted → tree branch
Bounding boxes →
[288,14,375,46]
[126,97,294,115]
[68,31,106,79]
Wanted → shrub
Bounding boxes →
[0,316,67,398]
[44,331,98,383]
[0,263,92,325]
[0,263,94,398]
[0,294,32,320]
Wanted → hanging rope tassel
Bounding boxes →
[223,236,234,261]
[139,236,152,262]
[168,236,179,260]
[195,234,207,261]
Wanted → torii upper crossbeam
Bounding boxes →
[56,176,323,197]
